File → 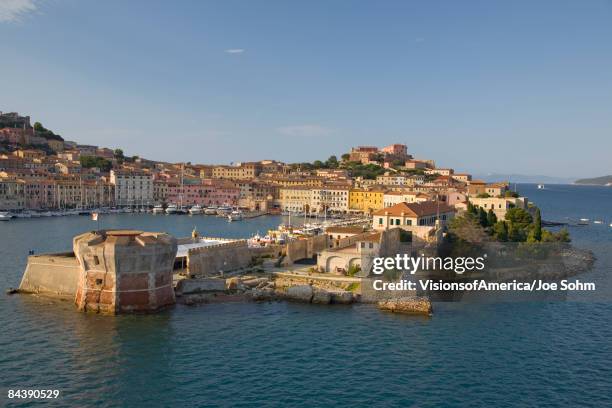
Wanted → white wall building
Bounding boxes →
[110,170,154,207]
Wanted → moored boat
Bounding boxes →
[227,210,243,222]
[189,205,203,215]
[0,211,13,221]
[165,204,178,214]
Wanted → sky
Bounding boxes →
[1,0,611,178]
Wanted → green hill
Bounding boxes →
[574,175,612,186]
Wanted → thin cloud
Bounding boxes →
[225,49,245,54]
[277,125,332,138]
[0,0,38,23]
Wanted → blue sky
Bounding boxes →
[1,0,611,177]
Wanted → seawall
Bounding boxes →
[19,252,80,298]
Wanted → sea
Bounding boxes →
[1,184,611,407]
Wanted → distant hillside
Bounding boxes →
[574,175,612,186]
[472,173,575,184]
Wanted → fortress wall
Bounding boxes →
[18,253,80,298]
[285,235,329,264]
[187,240,252,277]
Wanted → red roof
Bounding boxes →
[373,201,455,217]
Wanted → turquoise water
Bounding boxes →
[1,185,611,407]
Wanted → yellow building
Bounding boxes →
[349,188,385,213]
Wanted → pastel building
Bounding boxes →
[373,201,456,242]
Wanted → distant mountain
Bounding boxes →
[472,173,575,184]
[574,175,612,186]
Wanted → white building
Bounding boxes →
[110,170,154,207]
[383,191,431,208]
[312,187,350,213]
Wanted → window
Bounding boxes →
[378,217,383,225]
[360,242,365,248]
[406,219,412,226]
[369,243,374,249]
[93,255,100,265]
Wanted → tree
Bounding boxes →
[326,155,338,168]
[113,148,124,159]
[467,202,477,215]
[313,160,324,169]
[541,228,571,243]
[448,213,488,243]
[504,208,532,242]
[505,208,532,230]
[79,155,113,172]
[487,209,497,227]
[532,208,542,242]
[478,207,488,227]
[341,153,350,161]
[493,221,508,241]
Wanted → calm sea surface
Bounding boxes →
[1,184,611,407]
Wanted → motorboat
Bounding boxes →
[204,206,217,215]
[537,184,545,189]
[165,204,178,214]
[594,220,603,224]
[216,206,232,215]
[577,218,589,226]
[0,211,13,221]
[189,205,203,215]
[227,210,243,222]
[152,204,165,214]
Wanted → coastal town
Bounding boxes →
[5,109,584,316]
[0,110,528,226]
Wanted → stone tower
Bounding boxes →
[73,230,177,314]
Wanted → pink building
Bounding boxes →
[166,180,240,206]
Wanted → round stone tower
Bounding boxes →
[73,230,177,314]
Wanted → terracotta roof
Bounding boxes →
[372,201,455,217]
[358,232,381,242]
[326,226,365,234]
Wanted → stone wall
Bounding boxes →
[18,252,80,298]
[186,240,252,277]
[285,235,328,264]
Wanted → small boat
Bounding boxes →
[0,211,13,221]
[152,204,165,214]
[165,204,178,214]
[537,184,545,189]
[577,218,589,226]
[204,206,217,215]
[189,205,203,215]
[216,206,232,215]
[227,210,243,222]
[594,220,603,224]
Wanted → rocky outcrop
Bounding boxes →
[312,290,332,304]
[283,285,314,302]
[329,290,354,304]
[378,297,432,315]
[176,278,227,295]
